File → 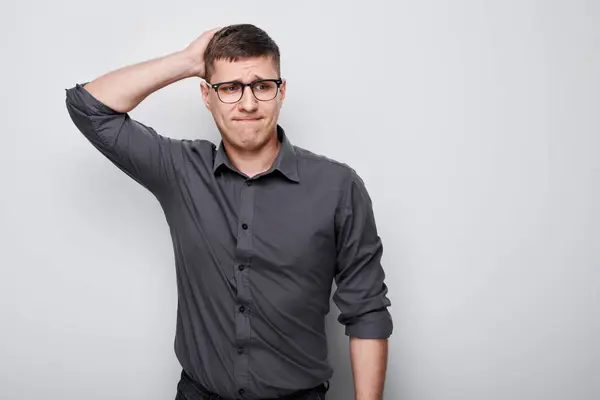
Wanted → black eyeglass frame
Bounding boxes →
[208,78,284,103]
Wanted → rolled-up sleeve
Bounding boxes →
[333,169,393,339]
[65,83,178,195]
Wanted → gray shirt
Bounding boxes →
[65,83,393,399]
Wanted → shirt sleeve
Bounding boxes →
[333,169,393,339]
[65,83,179,195]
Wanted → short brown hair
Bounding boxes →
[203,24,281,82]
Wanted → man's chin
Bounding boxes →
[228,132,263,151]
[220,122,274,150]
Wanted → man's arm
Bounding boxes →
[350,337,388,400]
[83,28,219,113]
[333,168,393,400]
[65,28,220,193]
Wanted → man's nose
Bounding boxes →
[238,85,258,111]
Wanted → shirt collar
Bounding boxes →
[213,124,299,183]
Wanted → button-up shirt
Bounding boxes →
[65,83,393,399]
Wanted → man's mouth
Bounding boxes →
[234,117,262,122]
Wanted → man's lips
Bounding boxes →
[234,117,263,121]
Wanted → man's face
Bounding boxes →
[201,56,286,152]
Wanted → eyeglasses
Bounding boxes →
[209,78,283,104]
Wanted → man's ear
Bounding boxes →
[200,81,212,112]
[279,79,287,105]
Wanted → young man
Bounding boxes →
[65,24,393,400]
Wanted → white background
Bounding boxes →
[1,1,598,399]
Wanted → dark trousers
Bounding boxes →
[175,369,328,400]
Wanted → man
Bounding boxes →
[65,24,392,400]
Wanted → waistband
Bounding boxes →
[178,369,329,400]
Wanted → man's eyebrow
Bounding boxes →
[230,75,265,82]
[214,75,269,84]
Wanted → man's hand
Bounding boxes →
[183,27,221,79]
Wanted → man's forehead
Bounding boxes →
[211,56,279,82]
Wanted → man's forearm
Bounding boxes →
[81,29,220,113]
[350,337,388,400]
[83,50,199,113]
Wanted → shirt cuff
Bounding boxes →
[344,308,393,339]
[65,82,121,116]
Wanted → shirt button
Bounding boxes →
[245,180,253,186]
[238,265,245,271]
[242,223,248,230]
[238,389,245,395]
[237,347,245,354]
[239,305,245,313]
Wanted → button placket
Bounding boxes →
[233,179,255,395]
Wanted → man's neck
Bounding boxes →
[223,133,281,178]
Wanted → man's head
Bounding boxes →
[200,24,286,153]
